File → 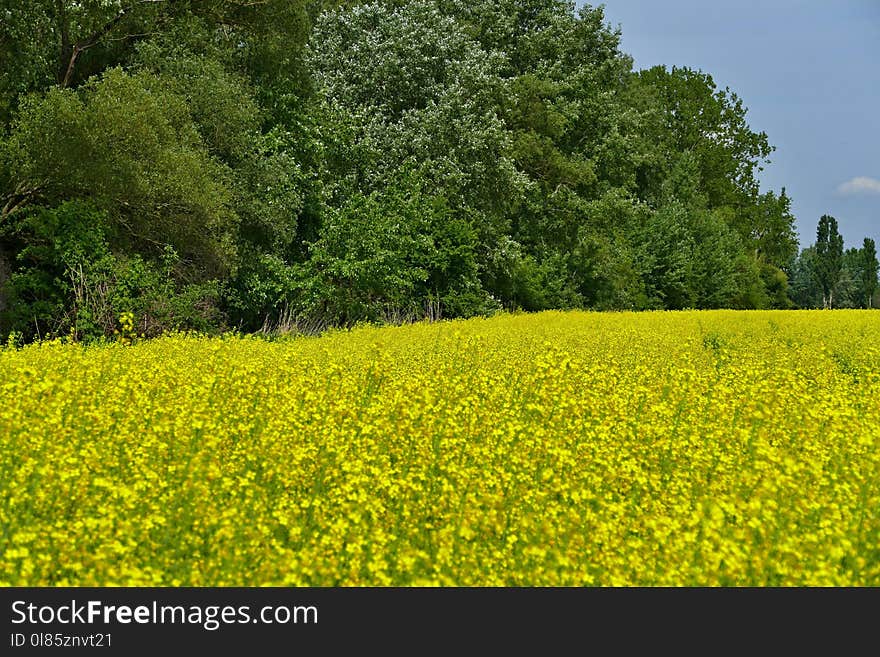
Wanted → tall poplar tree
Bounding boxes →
[813,215,844,309]
[860,237,878,308]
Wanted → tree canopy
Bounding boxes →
[1,0,876,342]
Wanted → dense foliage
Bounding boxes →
[1,1,877,341]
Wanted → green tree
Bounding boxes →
[302,168,486,324]
[788,247,820,309]
[2,70,239,277]
[308,1,522,213]
[307,1,527,306]
[0,1,311,98]
[838,247,862,309]
[745,188,799,268]
[630,65,773,213]
[813,215,844,309]
[858,238,878,308]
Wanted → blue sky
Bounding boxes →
[589,0,879,250]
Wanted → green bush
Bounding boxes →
[0,202,225,342]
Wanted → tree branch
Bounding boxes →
[55,0,73,85]
[1,183,45,220]
[59,0,174,88]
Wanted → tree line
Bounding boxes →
[1,0,877,343]
[790,216,877,311]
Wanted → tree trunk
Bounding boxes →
[55,0,73,86]
[0,245,11,318]
[56,1,159,88]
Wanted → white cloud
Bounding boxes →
[837,177,880,195]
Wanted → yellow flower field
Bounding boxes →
[1,310,879,586]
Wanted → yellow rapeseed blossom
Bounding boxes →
[0,309,878,586]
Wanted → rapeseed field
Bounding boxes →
[1,310,878,586]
